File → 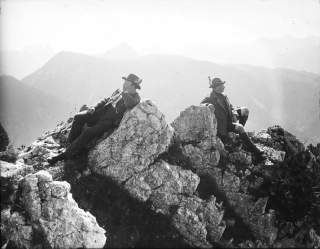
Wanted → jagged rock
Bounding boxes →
[247,198,277,244]
[44,120,72,148]
[88,100,174,183]
[0,160,34,209]
[16,125,70,180]
[86,102,227,247]
[256,144,285,163]
[172,205,211,248]
[2,98,318,249]
[1,209,33,249]
[254,132,272,145]
[172,196,225,248]
[171,105,223,171]
[171,104,217,143]
[1,170,106,249]
[0,160,34,180]
[169,105,279,245]
[228,151,252,165]
[238,239,270,248]
[208,166,278,244]
[18,136,62,165]
[253,126,304,158]
[310,228,320,248]
[124,160,200,212]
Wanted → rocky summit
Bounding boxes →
[1,100,319,248]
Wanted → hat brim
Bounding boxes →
[210,81,225,88]
[122,77,142,89]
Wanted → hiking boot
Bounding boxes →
[239,132,267,163]
[47,152,66,165]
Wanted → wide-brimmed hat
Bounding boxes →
[122,73,142,89]
[209,77,225,88]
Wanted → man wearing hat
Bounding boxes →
[201,77,266,162]
[48,73,142,164]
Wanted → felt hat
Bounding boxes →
[122,73,142,89]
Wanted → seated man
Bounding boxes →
[201,77,266,162]
[48,73,142,164]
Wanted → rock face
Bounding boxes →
[88,101,226,247]
[172,195,225,248]
[124,159,226,247]
[171,104,217,143]
[88,100,174,183]
[124,160,199,206]
[170,104,279,245]
[0,160,34,210]
[1,170,106,249]
[0,160,33,180]
[171,104,223,171]
[1,100,319,249]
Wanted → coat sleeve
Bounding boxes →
[93,97,109,112]
[200,96,212,105]
[225,96,234,111]
[93,89,121,111]
[122,92,141,109]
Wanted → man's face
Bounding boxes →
[213,84,225,93]
[123,80,137,93]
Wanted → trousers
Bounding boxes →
[65,108,117,158]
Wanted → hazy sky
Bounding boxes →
[1,0,320,55]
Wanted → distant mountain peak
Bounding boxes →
[103,43,139,59]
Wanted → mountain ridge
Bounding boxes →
[21,51,320,144]
[0,75,72,147]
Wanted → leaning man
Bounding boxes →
[201,77,266,162]
[48,73,142,164]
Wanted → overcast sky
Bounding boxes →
[1,0,320,55]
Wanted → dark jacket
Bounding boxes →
[201,91,234,137]
[93,89,141,125]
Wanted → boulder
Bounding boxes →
[0,160,34,180]
[1,209,33,249]
[1,170,106,249]
[16,121,71,180]
[0,160,34,209]
[87,102,226,247]
[171,104,217,143]
[88,100,174,183]
[125,160,226,246]
[171,105,223,171]
[124,160,200,210]
[172,196,225,248]
[169,105,279,245]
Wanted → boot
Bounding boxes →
[47,152,67,165]
[239,132,267,163]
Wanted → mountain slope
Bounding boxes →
[0,75,72,146]
[1,47,54,79]
[186,36,320,74]
[22,52,320,144]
